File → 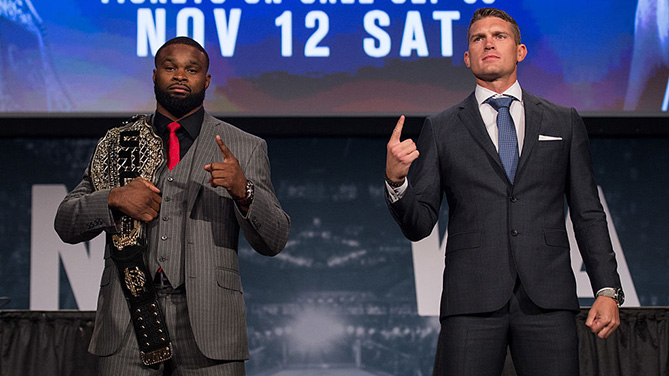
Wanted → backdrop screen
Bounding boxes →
[1,0,668,116]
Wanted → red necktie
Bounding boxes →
[167,122,181,170]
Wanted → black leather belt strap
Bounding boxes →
[111,240,173,366]
[90,115,173,366]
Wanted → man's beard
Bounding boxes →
[154,85,206,119]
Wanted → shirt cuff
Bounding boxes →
[596,287,616,296]
[385,179,408,203]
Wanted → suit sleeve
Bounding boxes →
[234,139,291,256]
[54,164,117,244]
[386,117,444,242]
[565,108,622,292]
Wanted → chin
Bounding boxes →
[474,72,501,81]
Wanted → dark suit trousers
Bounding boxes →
[433,280,579,376]
[98,285,246,376]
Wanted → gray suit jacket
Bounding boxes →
[387,91,621,319]
[55,112,290,360]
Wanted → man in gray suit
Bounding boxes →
[55,37,290,375]
[385,8,623,376]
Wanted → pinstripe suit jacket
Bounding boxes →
[55,112,291,360]
[387,91,621,319]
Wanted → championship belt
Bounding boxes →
[90,114,173,366]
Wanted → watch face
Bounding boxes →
[617,289,625,305]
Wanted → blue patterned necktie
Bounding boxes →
[486,96,519,183]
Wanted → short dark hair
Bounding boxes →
[154,36,210,71]
[467,8,521,45]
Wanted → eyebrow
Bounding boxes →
[160,58,203,67]
[470,29,509,41]
[470,32,485,40]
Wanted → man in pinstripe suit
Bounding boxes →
[55,37,291,375]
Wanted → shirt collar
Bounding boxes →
[475,81,523,106]
[153,107,205,140]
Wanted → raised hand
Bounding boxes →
[204,135,247,199]
[108,177,161,222]
[386,115,420,184]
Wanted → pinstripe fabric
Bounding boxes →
[54,112,291,368]
[99,288,246,376]
[147,133,200,288]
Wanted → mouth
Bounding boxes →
[168,84,191,94]
[482,55,500,61]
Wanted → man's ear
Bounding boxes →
[516,44,527,63]
[464,51,471,68]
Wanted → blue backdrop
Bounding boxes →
[2,0,667,115]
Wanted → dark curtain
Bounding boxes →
[0,311,97,376]
[577,308,669,376]
[1,309,667,375]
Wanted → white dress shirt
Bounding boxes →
[475,81,525,155]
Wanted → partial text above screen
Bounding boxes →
[1,0,667,116]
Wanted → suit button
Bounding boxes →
[510,196,518,203]
[161,235,168,241]
[167,177,174,182]
[511,230,518,236]
[159,257,167,262]
[162,216,169,221]
[164,197,171,202]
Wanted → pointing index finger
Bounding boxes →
[391,115,405,142]
[216,135,234,159]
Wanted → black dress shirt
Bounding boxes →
[153,107,205,159]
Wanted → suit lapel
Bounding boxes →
[457,93,507,180]
[458,93,501,163]
[185,112,222,214]
[516,91,543,182]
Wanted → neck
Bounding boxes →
[475,72,517,94]
[156,104,203,122]
[477,80,515,94]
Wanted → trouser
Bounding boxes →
[98,285,245,376]
[433,280,579,376]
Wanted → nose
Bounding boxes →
[172,69,187,81]
[484,39,495,50]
